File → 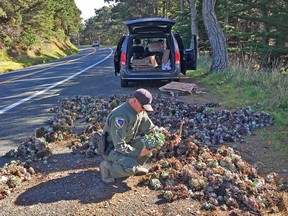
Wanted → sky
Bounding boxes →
[75,0,111,21]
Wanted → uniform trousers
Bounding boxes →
[105,137,152,178]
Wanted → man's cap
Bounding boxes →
[133,88,153,111]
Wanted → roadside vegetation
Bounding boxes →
[188,56,288,153]
[0,0,82,74]
[0,40,79,74]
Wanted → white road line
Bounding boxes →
[0,48,113,115]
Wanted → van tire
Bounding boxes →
[121,77,128,87]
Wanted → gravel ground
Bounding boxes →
[0,142,204,216]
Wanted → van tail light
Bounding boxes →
[175,51,180,65]
[121,53,126,66]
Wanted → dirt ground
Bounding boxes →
[0,78,287,216]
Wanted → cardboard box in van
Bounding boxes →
[132,55,158,68]
[162,49,170,65]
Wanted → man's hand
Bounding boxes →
[175,136,181,145]
[159,127,169,135]
[149,126,168,134]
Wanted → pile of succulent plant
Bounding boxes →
[140,133,286,214]
[5,105,76,162]
[0,160,35,200]
[4,94,273,162]
[5,95,123,162]
[149,97,273,145]
[141,129,165,150]
[70,94,273,157]
[5,137,52,163]
[3,94,285,213]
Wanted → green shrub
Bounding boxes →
[0,33,13,47]
[22,26,38,49]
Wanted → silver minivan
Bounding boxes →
[114,18,197,87]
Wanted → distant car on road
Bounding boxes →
[92,40,100,47]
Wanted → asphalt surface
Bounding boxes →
[0,46,165,164]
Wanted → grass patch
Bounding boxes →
[0,39,79,74]
[187,56,288,151]
[0,61,25,73]
[257,127,288,154]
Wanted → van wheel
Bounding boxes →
[121,78,128,87]
[173,78,180,82]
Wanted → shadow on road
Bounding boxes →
[11,149,133,206]
[0,156,13,166]
[15,170,131,205]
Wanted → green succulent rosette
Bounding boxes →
[142,130,165,150]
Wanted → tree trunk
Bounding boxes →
[188,0,198,52]
[154,0,158,17]
[180,0,184,12]
[202,0,228,72]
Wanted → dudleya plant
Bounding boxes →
[142,130,165,150]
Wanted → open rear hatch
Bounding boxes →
[125,18,176,34]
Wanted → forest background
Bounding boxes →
[0,0,287,71]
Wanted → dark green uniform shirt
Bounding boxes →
[103,102,155,157]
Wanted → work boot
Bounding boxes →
[99,161,114,183]
[136,166,149,176]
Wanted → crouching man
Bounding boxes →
[99,88,161,183]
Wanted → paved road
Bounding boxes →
[0,46,164,163]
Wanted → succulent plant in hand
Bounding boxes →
[142,130,165,150]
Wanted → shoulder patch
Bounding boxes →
[115,116,125,129]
